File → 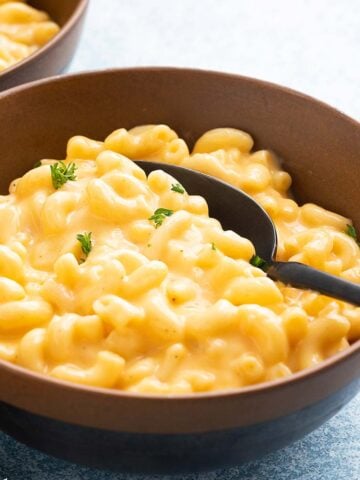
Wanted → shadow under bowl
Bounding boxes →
[0,67,359,474]
[0,0,88,91]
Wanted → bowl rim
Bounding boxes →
[0,65,359,402]
[1,65,359,125]
[0,0,89,80]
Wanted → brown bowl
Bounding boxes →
[0,68,359,474]
[0,0,88,91]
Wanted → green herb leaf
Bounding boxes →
[171,183,185,194]
[250,254,268,270]
[346,224,360,245]
[211,242,217,251]
[76,232,93,262]
[33,160,42,169]
[149,208,174,228]
[50,161,77,189]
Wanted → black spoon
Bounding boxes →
[137,161,360,306]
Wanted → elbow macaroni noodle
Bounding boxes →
[0,124,359,394]
[0,0,59,72]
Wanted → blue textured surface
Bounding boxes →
[0,0,359,478]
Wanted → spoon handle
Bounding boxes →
[267,261,360,306]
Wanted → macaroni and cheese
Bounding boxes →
[0,0,59,72]
[0,125,359,393]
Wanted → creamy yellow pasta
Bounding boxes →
[0,125,359,394]
[0,0,59,72]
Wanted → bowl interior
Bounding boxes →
[0,68,359,228]
[29,0,83,26]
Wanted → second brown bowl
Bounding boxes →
[0,0,88,91]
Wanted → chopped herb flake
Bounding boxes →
[171,183,185,194]
[50,161,77,189]
[250,254,268,270]
[149,208,174,228]
[76,232,92,262]
[211,242,217,251]
[346,224,360,245]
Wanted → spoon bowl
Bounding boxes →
[138,161,360,306]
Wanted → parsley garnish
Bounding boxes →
[171,183,185,194]
[76,232,92,262]
[346,224,360,245]
[33,160,42,169]
[250,254,268,270]
[149,208,174,228]
[211,242,217,251]
[50,161,77,189]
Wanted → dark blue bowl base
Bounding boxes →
[0,378,359,474]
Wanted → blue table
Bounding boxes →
[1,0,359,478]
